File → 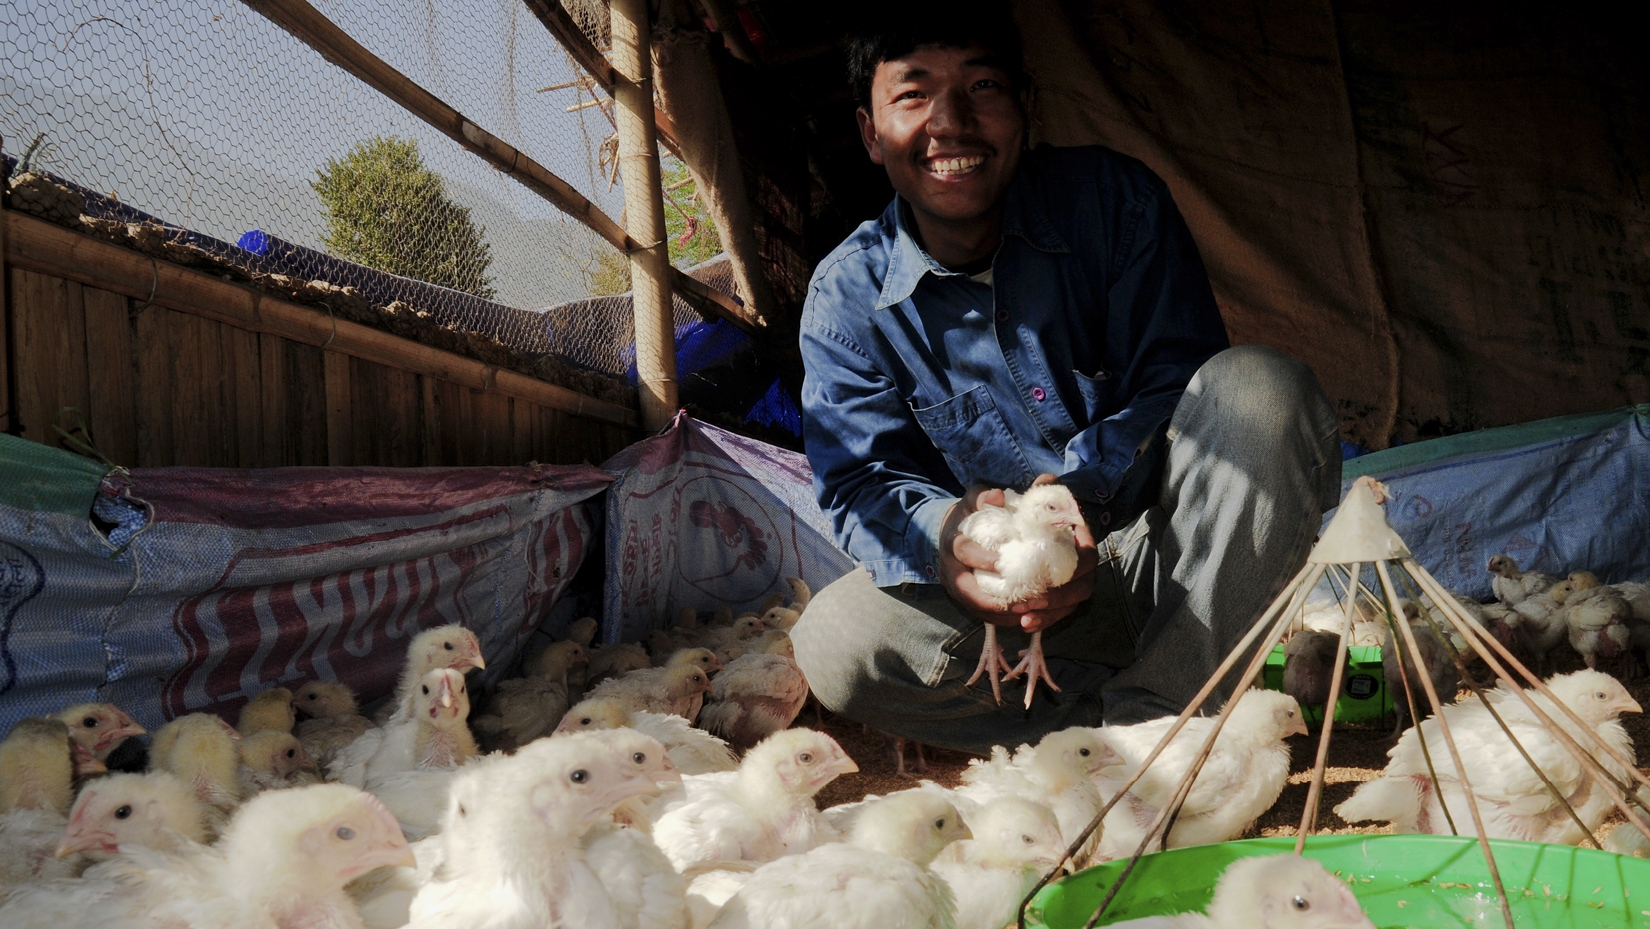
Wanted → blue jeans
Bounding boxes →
[791,345,1343,754]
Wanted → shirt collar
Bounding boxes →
[875,164,1070,311]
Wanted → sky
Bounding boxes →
[2,0,628,310]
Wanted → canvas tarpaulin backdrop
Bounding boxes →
[600,413,854,643]
[1016,0,1649,448]
[0,433,608,735]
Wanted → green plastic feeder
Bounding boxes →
[1263,644,1392,724]
[1025,835,1650,928]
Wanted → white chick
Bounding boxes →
[586,663,715,722]
[1563,583,1634,672]
[707,791,967,929]
[294,680,377,770]
[0,782,414,929]
[471,674,569,752]
[378,624,487,725]
[698,649,810,750]
[568,616,600,648]
[576,730,692,929]
[332,668,478,788]
[52,702,146,763]
[556,698,739,774]
[237,687,296,735]
[526,638,589,685]
[55,770,210,860]
[1104,854,1374,928]
[1335,670,1639,843]
[237,730,318,795]
[649,728,858,870]
[1511,579,1579,672]
[666,645,726,678]
[587,642,653,688]
[957,484,1086,708]
[0,719,80,895]
[406,735,662,928]
[149,713,244,830]
[700,615,772,664]
[955,727,1117,867]
[759,606,801,633]
[1096,689,1307,854]
[785,576,812,612]
[1487,554,1556,606]
[930,796,1065,929]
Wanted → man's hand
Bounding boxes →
[939,473,1099,633]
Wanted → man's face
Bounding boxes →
[858,43,1025,230]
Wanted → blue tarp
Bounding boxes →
[1331,404,1650,598]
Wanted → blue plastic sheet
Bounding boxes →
[1331,404,1650,597]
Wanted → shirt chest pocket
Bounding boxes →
[909,386,1036,490]
[1071,368,1116,425]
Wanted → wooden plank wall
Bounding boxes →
[3,252,638,470]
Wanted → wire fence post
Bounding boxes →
[611,0,677,431]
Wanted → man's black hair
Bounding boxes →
[846,1,1026,110]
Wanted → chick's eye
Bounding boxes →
[444,642,454,651]
[83,717,99,728]
[580,718,592,726]
[114,804,132,820]
[421,685,429,695]
[336,826,356,840]
[306,693,317,700]
[934,818,946,830]
[1292,895,1309,911]
[798,752,813,764]
[285,749,296,758]
[1022,834,1035,844]
[1597,692,1607,700]
[570,769,589,783]
[632,752,646,764]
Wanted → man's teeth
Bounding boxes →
[929,156,985,175]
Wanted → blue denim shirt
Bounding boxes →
[801,145,1229,586]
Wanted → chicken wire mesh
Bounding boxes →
[2,0,706,381]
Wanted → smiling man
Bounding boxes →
[790,2,1344,754]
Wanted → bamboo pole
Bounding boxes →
[610,0,678,431]
[0,132,13,437]
[517,0,684,157]
[239,0,759,335]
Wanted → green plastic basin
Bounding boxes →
[1025,835,1650,928]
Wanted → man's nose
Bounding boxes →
[926,86,977,139]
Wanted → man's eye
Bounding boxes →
[896,89,924,101]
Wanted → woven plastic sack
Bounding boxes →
[0,434,608,734]
[600,413,853,644]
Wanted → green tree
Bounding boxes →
[312,136,496,299]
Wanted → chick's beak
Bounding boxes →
[654,754,682,785]
[599,770,663,810]
[342,805,416,877]
[55,827,117,859]
[1617,695,1644,715]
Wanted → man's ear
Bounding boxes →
[856,107,885,165]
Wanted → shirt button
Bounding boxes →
[1100,512,1113,526]
[995,310,1009,322]
[1031,387,1046,402]
[1096,490,1110,502]
[924,564,937,578]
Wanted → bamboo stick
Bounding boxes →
[1293,563,1360,850]
[239,0,758,334]
[1376,561,1515,929]
[611,0,678,431]
[0,132,13,438]
[517,0,684,156]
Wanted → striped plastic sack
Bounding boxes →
[600,414,853,644]
[0,433,609,735]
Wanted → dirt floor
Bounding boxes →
[808,651,1650,848]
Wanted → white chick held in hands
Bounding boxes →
[707,791,968,929]
[1104,854,1374,928]
[958,484,1085,708]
